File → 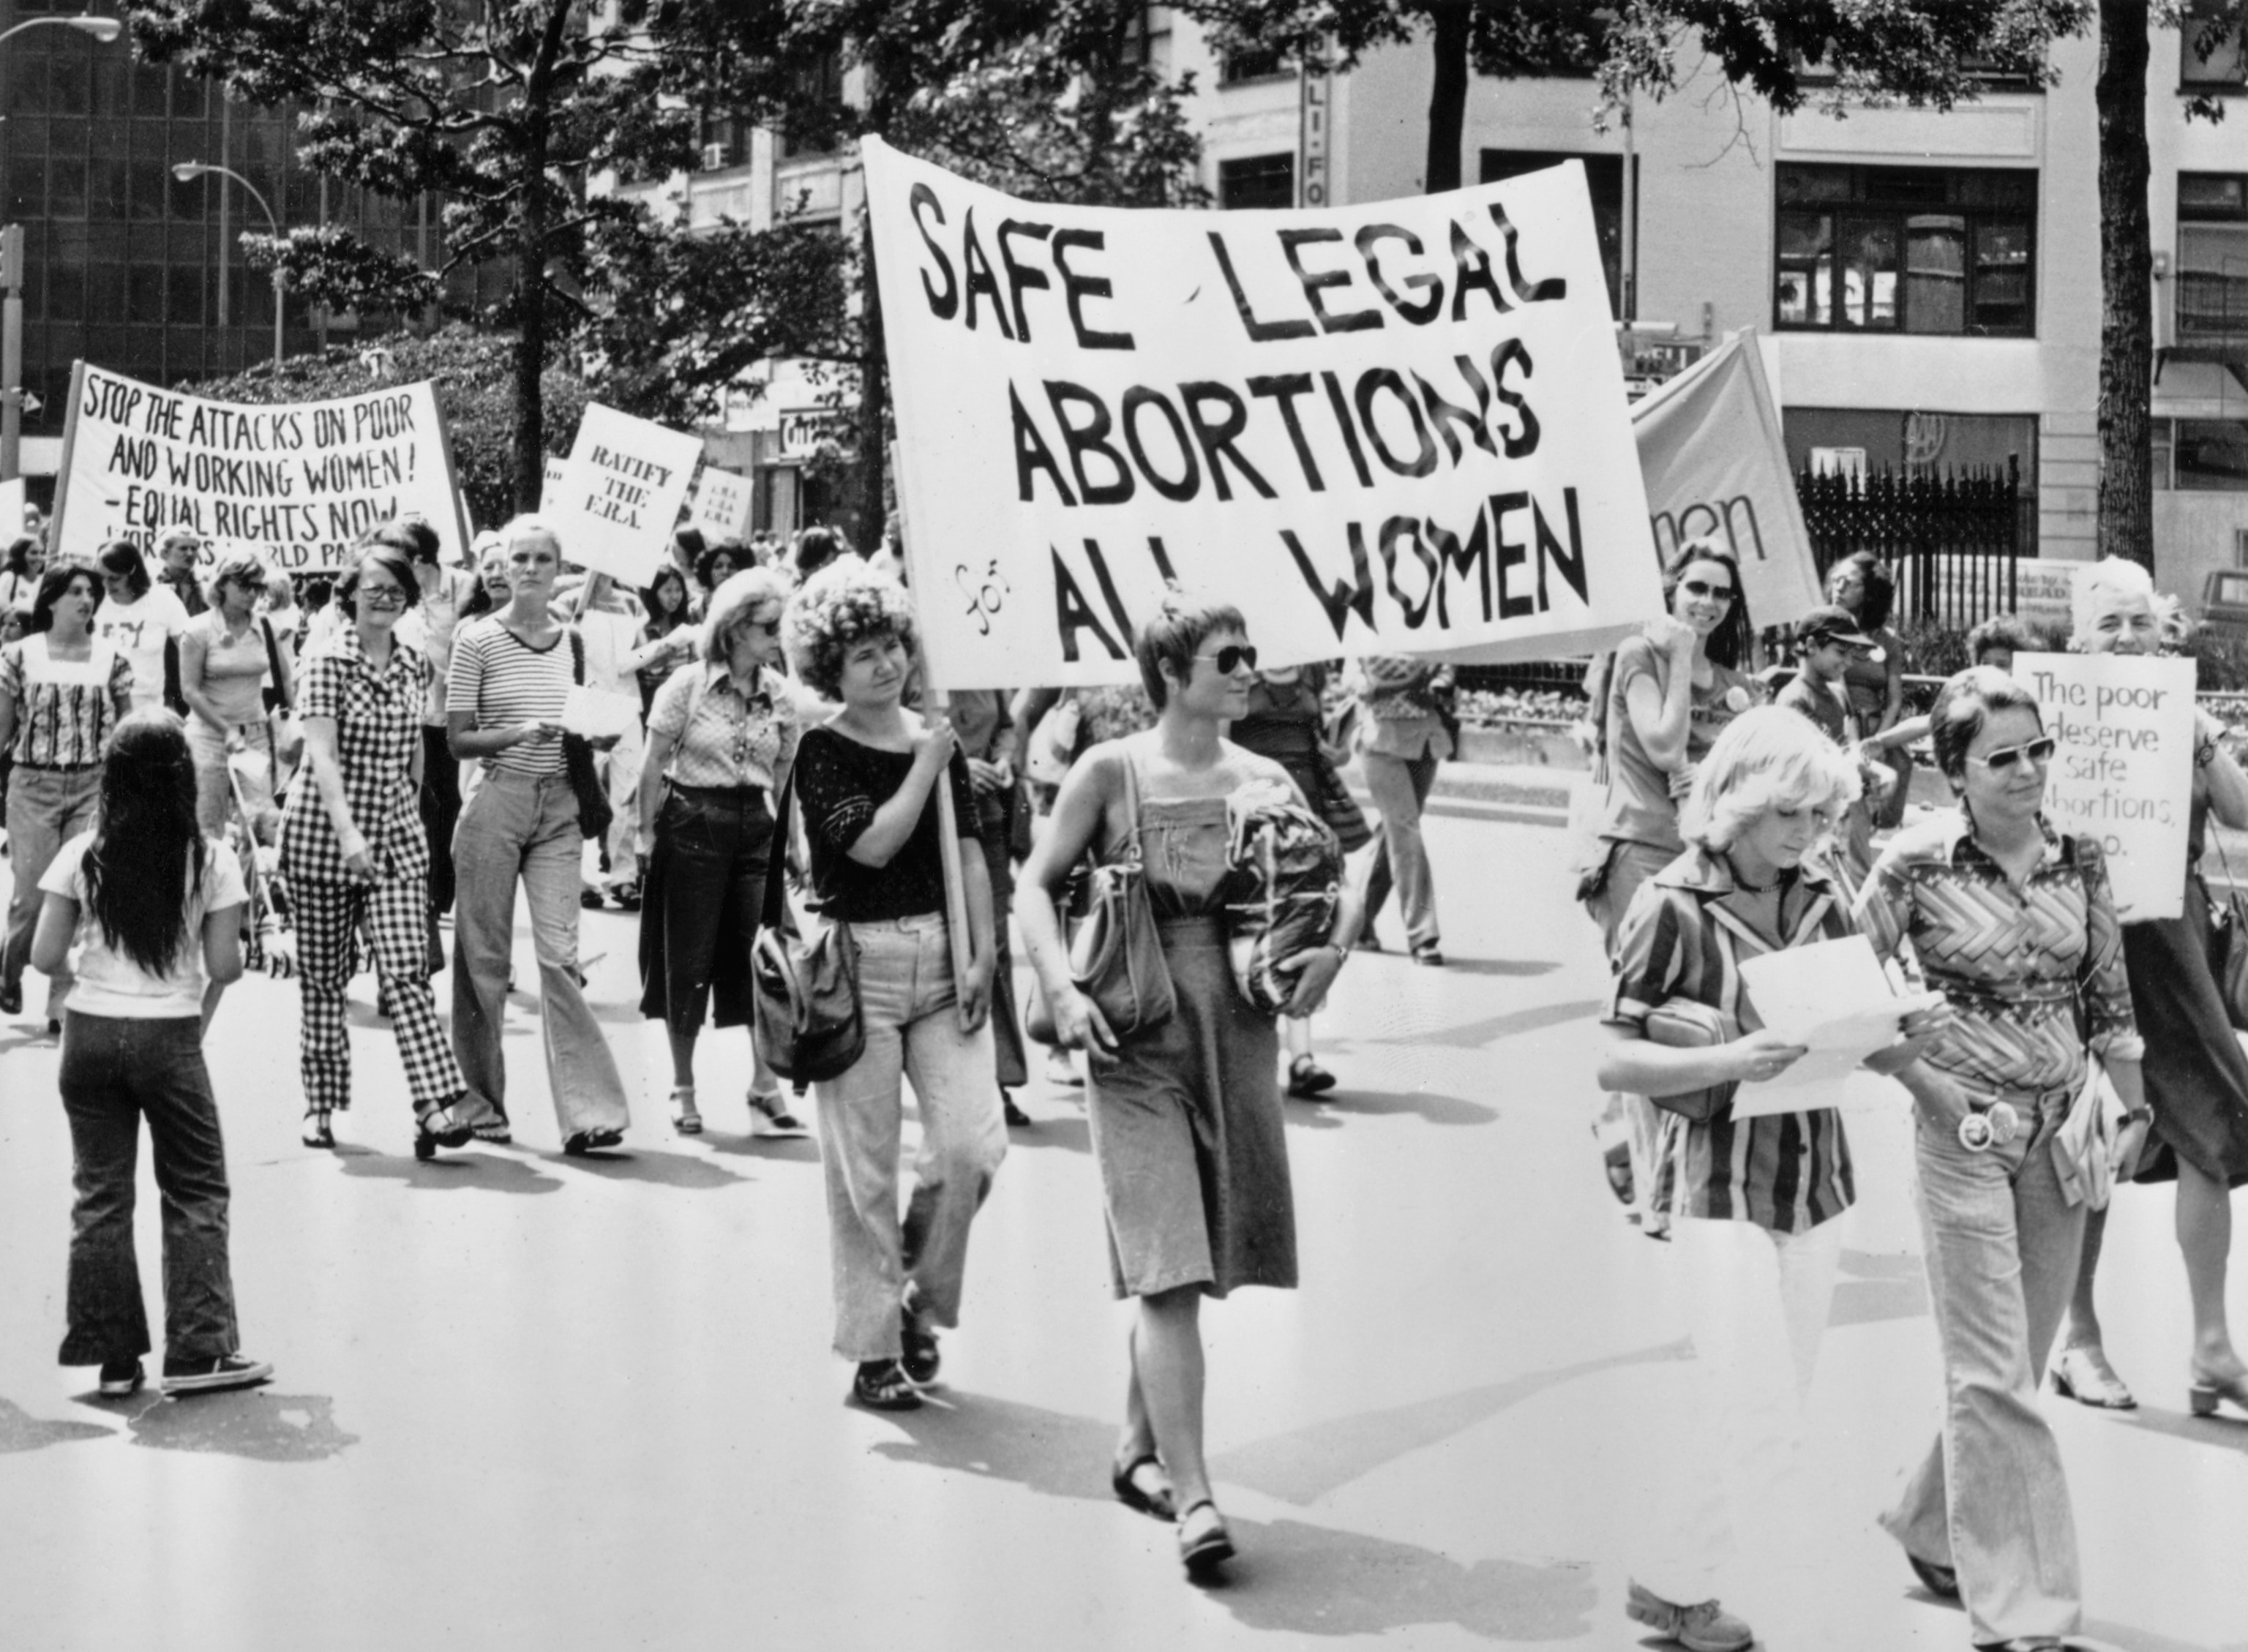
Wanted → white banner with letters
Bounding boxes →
[50,362,470,574]
[689,465,755,541]
[863,136,1664,688]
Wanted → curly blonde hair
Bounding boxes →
[782,557,915,700]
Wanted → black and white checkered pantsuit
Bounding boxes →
[293,874,466,1117]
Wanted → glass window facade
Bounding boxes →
[1775,164,2037,337]
[1218,153,1293,210]
[2178,172,2248,346]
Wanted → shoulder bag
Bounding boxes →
[749,766,863,1081]
[1026,748,1176,1046]
[563,629,613,842]
[259,615,291,713]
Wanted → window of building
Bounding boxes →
[699,113,749,171]
[2181,0,2248,89]
[1775,164,2036,336]
[1125,5,1172,70]
[1482,150,1632,317]
[1218,153,1294,210]
[780,53,843,159]
[2176,419,2248,489]
[2178,173,2248,345]
[1221,47,1288,83]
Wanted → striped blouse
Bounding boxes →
[0,634,132,768]
[446,616,571,776]
[1603,844,1858,1235]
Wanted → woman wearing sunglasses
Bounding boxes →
[1857,667,2151,1650]
[1578,538,1761,1231]
[2048,557,2248,1422]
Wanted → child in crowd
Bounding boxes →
[1776,604,1891,882]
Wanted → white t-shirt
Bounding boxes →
[94,585,192,710]
[40,833,246,1018]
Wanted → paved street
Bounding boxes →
[1,797,2244,1652]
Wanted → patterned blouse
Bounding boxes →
[1604,844,1858,1234]
[1855,808,2144,1097]
[0,634,132,768]
[280,626,432,886]
[646,661,796,793]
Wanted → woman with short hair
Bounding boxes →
[92,540,191,715]
[448,515,632,1153]
[0,564,133,1024]
[179,550,288,836]
[636,568,803,1135]
[781,559,1004,1413]
[280,541,473,1156]
[1016,594,1357,1579]
[1859,666,2152,1648]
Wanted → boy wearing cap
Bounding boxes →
[1779,604,1891,878]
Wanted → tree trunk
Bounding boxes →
[855,210,888,549]
[513,213,547,515]
[2095,0,2154,569]
[1423,1,1469,193]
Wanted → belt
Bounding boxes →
[670,782,768,803]
[12,759,101,773]
[1949,1073,2077,1114]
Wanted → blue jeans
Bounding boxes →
[57,1013,240,1365]
[4,763,102,1013]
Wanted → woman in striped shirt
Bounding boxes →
[1598,707,1944,1652]
[446,515,630,1153]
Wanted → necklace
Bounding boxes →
[1724,854,1784,895]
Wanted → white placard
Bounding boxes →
[540,454,568,514]
[2014,650,2197,922]
[543,404,702,586]
[863,137,1666,689]
[1734,937,1941,1116]
[689,465,754,540]
[0,476,26,540]
[50,362,471,574]
[562,686,639,741]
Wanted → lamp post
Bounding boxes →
[1,16,123,483]
[173,161,286,380]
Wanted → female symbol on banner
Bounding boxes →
[956,560,1009,636]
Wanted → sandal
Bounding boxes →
[850,1358,922,1411]
[899,1304,941,1385]
[2051,1345,2136,1411]
[1176,1499,1234,1574]
[562,1127,626,1156]
[471,1119,513,1144]
[302,1108,334,1150]
[1907,1552,1961,1600]
[2188,1365,2248,1419]
[413,1103,473,1161]
[1286,1055,1336,1097]
[1110,1452,1176,1522]
[669,1086,703,1136]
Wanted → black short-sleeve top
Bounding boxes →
[791,723,977,923]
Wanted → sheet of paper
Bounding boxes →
[562,687,638,740]
[1733,936,1943,1116]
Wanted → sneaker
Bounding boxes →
[161,1353,274,1396]
[1410,944,1445,968]
[578,887,605,910]
[1624,1582,1753,1652]
[97,1358,144,1396]
[748,1090,809,1138]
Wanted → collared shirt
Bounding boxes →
[1855,808,2143,1096]
[280,625,432,885]
[0,634,132,767]
[1350,656,1455,762]
[1603,844,1858,1234]
[648,661,797,793]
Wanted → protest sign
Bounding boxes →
[540,454,568,514]
[2015,650,2196,921]
[689,465,755,540]
[2012,562,2078,641]
[543,403,701,585]
[1630,330,1822,631]
[0,477,23,541]
[49,362,471,574]
[864,136,1664,688]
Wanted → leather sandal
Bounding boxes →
[2189,1365,2248,1419]
[1286,1055,1336,1097]
[302,1108,334,1150]
[669,1086,702,1136]
[413,1103,473,1161]
[1110,1452,1176,1522]
[2051,1345,2136,1410]
[850,1359,922,1411]
[1176,1500,1234,1574]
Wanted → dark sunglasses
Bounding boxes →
[1972,736,2056,772]
[1198,644,1258,675]
[1679,579,1736,603]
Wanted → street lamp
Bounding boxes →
[173,161,286,380]
[0,15,123,484]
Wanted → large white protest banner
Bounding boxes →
[2015,651,2197,921]
[544,402,701,585]
[50,362,471,574]
[689,465,755,540]
[1629,330,1822,631]
[863,137,1665,688]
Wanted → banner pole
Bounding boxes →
[46,359,86,552]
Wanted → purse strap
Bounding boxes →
[760,763,799,934]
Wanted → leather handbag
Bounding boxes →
[1027,753,1174,1048]
[563,630,614,843]
[1640,999,1735,1124]
[749,768,864,1082]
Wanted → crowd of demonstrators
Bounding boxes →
[782,559,1005,1413]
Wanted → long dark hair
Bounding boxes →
[97,538,152,598]
[2,535,36,576]
[1661,538,1752,669]
[82,710,208,977]
[27,563,97,634]
[641,566,689,634]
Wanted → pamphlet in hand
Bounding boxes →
[1733,936,1944,1118]
[562,686,639,742]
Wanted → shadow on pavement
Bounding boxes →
[0,1396,113,1452]
[1304,1089,1497,1128]
[1374,998,1607,1052]
[705,1134,823,1164]
[543,1149,746,1190]
[2115,1404,2248,1458]
[102,1389,358,1463]
[336,1145,563,1195]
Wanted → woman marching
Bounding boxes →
[1016,595,1357,1578]
[447,516,632,1153]
[781,560,1006,1413]
[31,707,270,1396]
[280,540,474,1157]
[637,568,806,1136]
[1858,667,2152,1648]
[1,564,134,1027]
[178,550,290,837]
[2049,557,2248,1419]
